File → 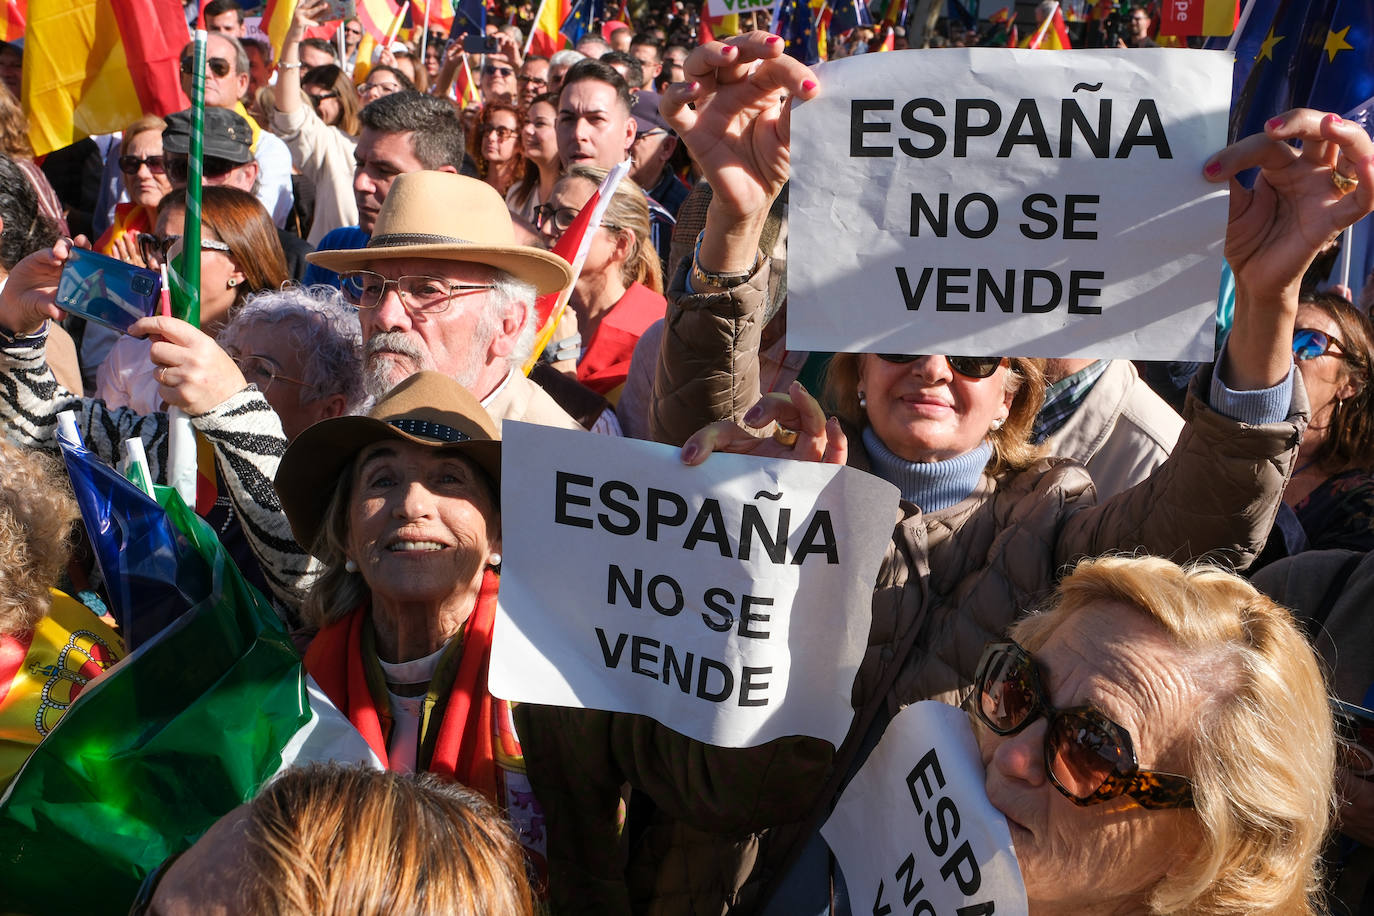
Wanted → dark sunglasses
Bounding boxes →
[307,90,340,107]
[138,232,232,264]
[1292,327,1346,362]
[875,353,1004,379]
[180,56,233,78]
[481,65,515,77]
[118,155,167,176]
[165,155,242,184]
[974,640,1194,810]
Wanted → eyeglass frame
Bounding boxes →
[532,203,623,237]
[231,353,312,395]
[874,353,1005,379]
[359,79,402,97]
[306,90,340,108]
[118,155,167,176]
[973,639,1195,810]
[481,64,516,78]
[127,848,186,915]
[1292,327,1348,362]
[339,269,498,314]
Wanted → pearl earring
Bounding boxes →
[344,558,359,573]
[489,552,502,568]
[858,390,867,409]
[990,418,1005,431]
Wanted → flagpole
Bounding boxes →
[1341,225,1354,291]
[1224,0,1258,55]
[385,1,410,46]
[768,0,785,34]
[525,0,550,53]
[420,0,432,63]
[1027,0,1056,48]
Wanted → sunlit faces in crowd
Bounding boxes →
[519,57,550,105]
[479,53,519,105]
[556,71,635,169]
[352,129,426,233]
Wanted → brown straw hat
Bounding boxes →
[275,371,502,550]
[306,171,574,295]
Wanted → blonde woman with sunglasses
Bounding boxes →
[519,32,1374,916]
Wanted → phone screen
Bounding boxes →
[56,248,162,335]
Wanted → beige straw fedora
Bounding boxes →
[275,371,502,551]
[306,171,574,296]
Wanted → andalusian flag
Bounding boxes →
[24,0,189,156]
[0,447,376,912]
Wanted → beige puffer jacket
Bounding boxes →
[518,258,1305,915]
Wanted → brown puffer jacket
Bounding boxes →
[518,258,1305,915]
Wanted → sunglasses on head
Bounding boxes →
[180,56,233,78]
[875,353,1004,379]
[118,154,166,176]
[1292,328,1346,362]
[974,639,1194,810]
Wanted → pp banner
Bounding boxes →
[823,701,1029,915]
[789,48,1231,361]
[490,422,898,749]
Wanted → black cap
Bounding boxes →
[631,90,672,136]
[162,107,255,165]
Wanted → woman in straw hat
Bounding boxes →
[274,370,545,875]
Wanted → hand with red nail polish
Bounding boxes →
[657,30,821,273]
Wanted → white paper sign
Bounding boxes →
[789,48,1231,361]
[706,0,774,18]
[490,422,899,749]
[822,702,1028,915]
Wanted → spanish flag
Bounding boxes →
[1021,2,1073,48]
[0,0,24,43]
[526,0,570,57]
[25,0,189,156]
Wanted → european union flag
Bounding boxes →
[947,0,977,30]
[449,0,486,39]
[1231,0,1374,143]
[830,0,872,34]
[559,0,602,47]
[778,0,820,64]
[56,421,212,650]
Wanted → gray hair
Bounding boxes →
[186,33,250,79]
[487,272,537,369]
[220,285,367,414]
[549,49,586,69]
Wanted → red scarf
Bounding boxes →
[305,570,500,799]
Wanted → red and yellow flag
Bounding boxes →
[0,0,25,43]
[526,0,570,57]
[1021,3,1072,48]
[25,0,189,156]
[1158,0,1238,37]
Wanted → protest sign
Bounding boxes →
[490,422,898,749]
[789,48,1231,361]
[823,701,1028,916]
[706,0,773,18]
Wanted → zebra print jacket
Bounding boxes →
[0,330,313,610]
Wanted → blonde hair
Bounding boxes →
[823,354,1046,474]
[240,764,536,915]
[119,114,169,157]
[565,165,663,294]
[1010,555,1334,916]
[0,439,80,635]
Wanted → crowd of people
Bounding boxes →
[0,0,1373,912]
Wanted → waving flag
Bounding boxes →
[525,160,631,375]
[447,0,484,37]
[1159,0,1237,37]
[0,0,24,42]
[1022,1,1073,47]
[0,442,377,911]
[558,0,600,47]
[829,0,870,34]
[1230,0,1374,144]
[24,0,190,156]
[525,0,570,56]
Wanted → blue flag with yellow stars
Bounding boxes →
[1231,0,1374,144]
[778,0,821,64]
[559,0,601,47]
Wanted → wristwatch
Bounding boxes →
[689,229,762,291]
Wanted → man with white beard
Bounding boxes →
[307,170,583,431]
